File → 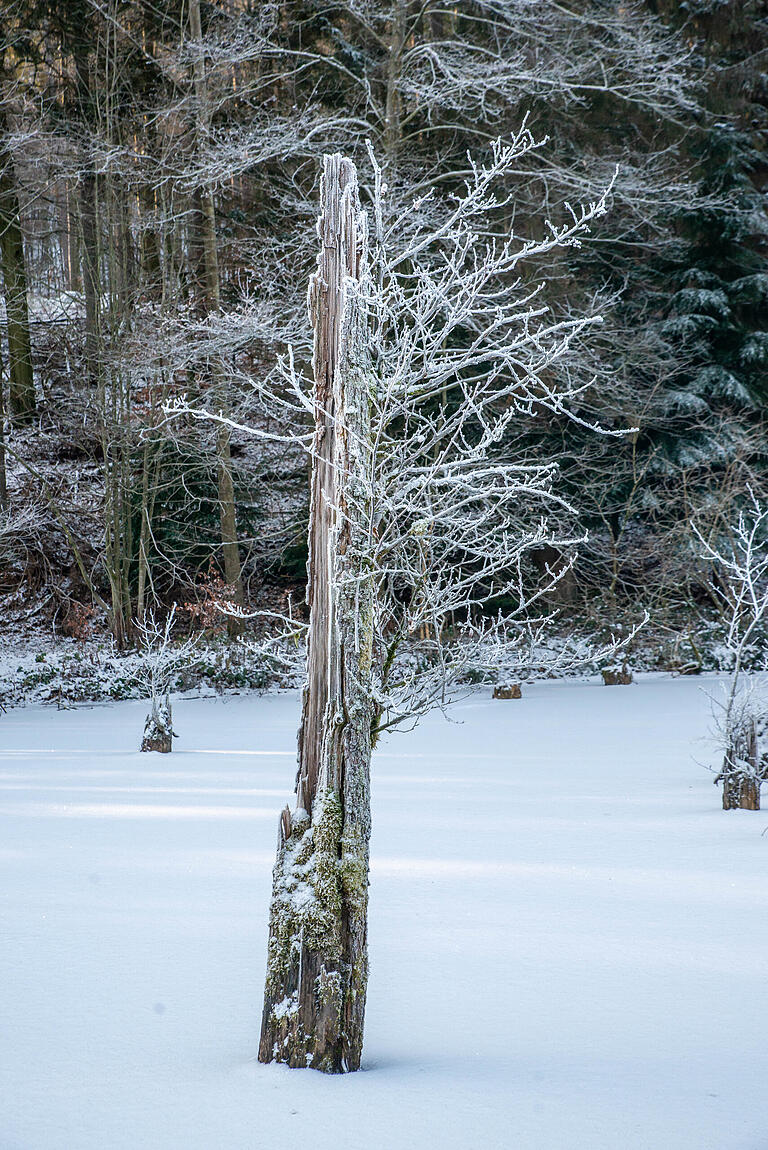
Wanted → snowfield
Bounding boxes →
[2,676,768,1150]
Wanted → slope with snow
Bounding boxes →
[1,676,767,1150]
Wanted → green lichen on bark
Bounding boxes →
[260,772,371,1070]
[356,591,375,677]
[263,788,345,1002]
[339,828,368,912]
[316,966,343,1008]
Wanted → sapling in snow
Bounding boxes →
[695,494,768,810]
[135,607,198,753]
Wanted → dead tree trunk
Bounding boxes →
[188,0,244,634]
[259,154,374,1074]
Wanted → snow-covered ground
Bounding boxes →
[2,676,767,1150]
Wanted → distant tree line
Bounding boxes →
[0,0,765,651]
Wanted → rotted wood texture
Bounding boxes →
[259,154,374,1073]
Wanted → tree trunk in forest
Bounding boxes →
[384,1,407,160]
[259,154,374,1074]
[0,114,36,424]
[138,179,162,299]
[532,544,578,605]
[216,423,242,598]
[61,180,81,292]
[0,338,7,509]
[188,0,244,634]
[79,171,100,390]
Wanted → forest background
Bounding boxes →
[0,0,766,701]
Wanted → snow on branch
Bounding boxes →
[695,491,768,808]
[171,132,638,728]
[694,489,768,680]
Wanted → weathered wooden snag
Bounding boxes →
[258,154,374,1073]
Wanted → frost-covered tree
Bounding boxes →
[696,495,768,810]
[135,606,198,754]
[565,0,768,622]
[4,0,764,669]
[242,133,619,1072]
[0,0,739,644]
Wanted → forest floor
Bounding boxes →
[1,677,767,1150]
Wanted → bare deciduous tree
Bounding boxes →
[696,494,768,810]
[135,605,198,753]
[245,133,625,1071]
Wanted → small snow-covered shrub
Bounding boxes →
[696,493,768,810]
[712,684,768,811]
[0,632,303,710]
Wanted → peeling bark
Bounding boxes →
[259,154,373,1074]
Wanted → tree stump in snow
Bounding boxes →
[720,715,761,810]
[258,154,374,1074]
[493,683,522,699]
[602,664,633,686]
[722,775,760,810]
[141,698,173,753]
